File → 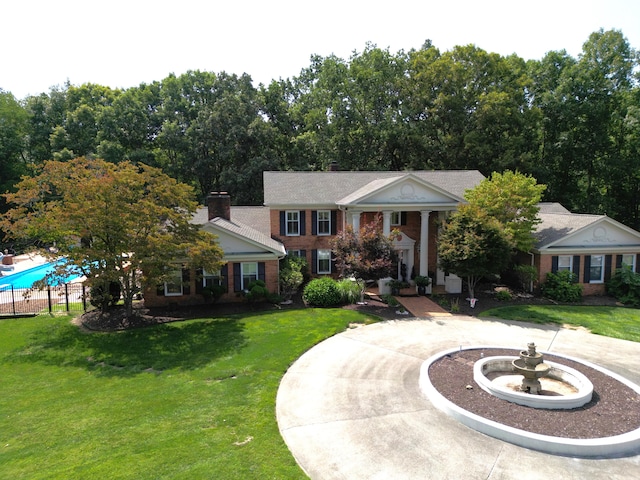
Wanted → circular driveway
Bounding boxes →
[276,316,640,480]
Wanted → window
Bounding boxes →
[317,250,331,274]
[286,211,300,236]
[589,255,604,283]
[622,254,635,271]
[241,262,258,290]
[202,268,223,288]
[557,255,573,272]
[164,266,184,296]
[317,210,331,235]
[391,211,401,226]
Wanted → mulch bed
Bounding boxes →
[428,348,640,439]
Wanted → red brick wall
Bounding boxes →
[144,260,281,307]
[537,254,607,296]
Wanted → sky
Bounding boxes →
[3,0,640,100]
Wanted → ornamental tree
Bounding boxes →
[331,217,397,302]
[437,204,511,300]
[1,157,224,318]
[464,170,546,253]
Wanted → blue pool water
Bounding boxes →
[0,261,81,290]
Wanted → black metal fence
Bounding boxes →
[0,283,88,316]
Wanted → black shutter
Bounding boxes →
[573,256,581,280]
[311,249,318,274]
[583,256,590,283]
[300,211,306,236]
[299,249,306,261]
[157,284,165,296]
[221,264,228,292]
[182,267,190,295]
[330,254,336,274]
[401,212,407,225]
[604,255,612,281]
[233,263,242,292]
[279,211,286,236]
[258,262,266,282]
[312,211,318,235]
[195,268,204,294]
[616,255,623,270]
[551,256,558,273]
[637,254,640,273]
[331,210,337,235]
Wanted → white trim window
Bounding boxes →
[589,255,604,283]
[391,211,401,226]
[286,211,300,236]
[241,262,258,290]
[164,266,184,296]
[622,254,636,271]
[202,268,222,288]
[557,255,573,272]
[317,210,331,236]
[317,250,331,274]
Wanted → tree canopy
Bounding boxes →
[437,205,512,300]
[464,170,546,252]
[0,158,224,317]
[331,218,397,300]
[1,28,639,229]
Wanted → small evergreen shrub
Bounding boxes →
[242,280,279,303]
[607,266,640,306]
[380,293,400,307]
[541,271,583,302]
[495,290,512,301]
[302,277,342,307]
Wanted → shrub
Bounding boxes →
[495,290,512,301]
[89,278,121,310]
[242,280,279,303]
[380,293,400,307]
[541,271,583,302]
[279,256,308,300]
[201,284,226,302]
[336,279,362,304]
[302,277,342,307]
[607,266,640,306]
[512,264,538,291]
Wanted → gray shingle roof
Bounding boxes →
[192,206,284,254]
[263,170,485,206]
[534,212,605,249]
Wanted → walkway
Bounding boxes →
[276,316,640,480]
[394,294,451,317]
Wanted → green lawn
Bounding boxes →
[479,305,640,343]
[0,308,379,479]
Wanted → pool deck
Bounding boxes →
[0,253,48,276]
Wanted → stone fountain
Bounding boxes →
[512,342,550,394]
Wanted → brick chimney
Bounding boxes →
[207,192,231,221]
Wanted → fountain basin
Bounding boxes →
[420,346,640,457]
[474,356,593,409]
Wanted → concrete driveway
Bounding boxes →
[276,315,640,480]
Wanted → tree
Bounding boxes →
[464,170,546,252]
[331,217,397,302]
[0,90,28,212]
[1,157,224,319]
[438,205,511,300]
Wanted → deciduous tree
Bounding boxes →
[331,217,397,302]
[1,158,224,318]
[438,205,511,300]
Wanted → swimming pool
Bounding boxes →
[0,261,81,291]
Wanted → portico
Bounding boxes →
[337,173,465,286]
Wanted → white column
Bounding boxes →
[420,210,431,276]
[351,210,362,235]
[382,210,392,236]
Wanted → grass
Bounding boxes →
[0,307,380,479]
[479,305,640,343]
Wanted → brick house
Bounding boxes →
[145,170,640,306]
[532,203,640,295]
